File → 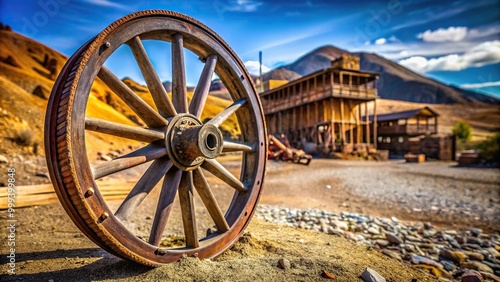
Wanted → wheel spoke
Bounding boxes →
[128,36,177,118]
[178,171,199,248]
[171,33,188,113]
[85,117,165,143]
[189,55,217,118]
[148,167,182,246]
[222,140,254,153]
[114,158,173,220]
[207,99,246,127]
[98,67,168,127]
[91,144,168,180]
[201,159,246,192]
[193,168,229,233]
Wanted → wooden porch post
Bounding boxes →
[340,98,346,143]
[365,102,370,145]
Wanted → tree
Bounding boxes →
[453,120,472,144]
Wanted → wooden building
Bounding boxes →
[260,55,379,154]
[369,106,439,155]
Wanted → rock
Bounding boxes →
[461,270,484,282]
[423,229,437,238]
[441,249,467,264]
[278,258,290,270]
[478,271,500,282]
[463,243,482,250]
[386,233,403,245]
[441,260,456,272]
[471,228,483,237]
[35,171,49,178]
[0,155,7,164]
[410,254,442,269]
[375,239,389,248]
[461,261,494,273]
[382,249,402,261]
[481,261,500,272]
[331,219,348,231]
[321,270,335,279]
[467,237,484,246]
[367,226,380,235]
[465,251,485,262]
[361,268,386,282]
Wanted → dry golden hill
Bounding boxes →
[0,29,237,159]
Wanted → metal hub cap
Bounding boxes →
[167,114,224,170]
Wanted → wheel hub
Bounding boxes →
[166,114,224,170]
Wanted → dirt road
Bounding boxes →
[1,159,498,280]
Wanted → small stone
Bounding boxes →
[35,171,49,178]
[0,155,7,164]
[468,252,485,262]
[410,254,442,269]
[367,226,380,235]
[441,260,457,272]
[321,270,335,279]
[382,249,402,261]
[461,261,494,274]
[331,220,348,231]
[375,239,389,248]
[278,258,290,270]
[424,222,433,229]
[478,271,500,282]
[461,269,484,282]
[386,233,403,245]
[471,228,483,237]
[361,268,386,282]
[325,185,331,189]
[423,229,437,238]
[441,249,467,264]
[467,237,483,246]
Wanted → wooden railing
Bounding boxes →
[262,85,377,113]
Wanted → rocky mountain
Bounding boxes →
[263,45,498,105]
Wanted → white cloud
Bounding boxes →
[388,36,399,42]
[418,26,468,42]
[399,40,500,73]
[84,0,128,10]
[461,81,500,89]
[225,0,263,12]
[375,38,387,45]
[244,60,270,76]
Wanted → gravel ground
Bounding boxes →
[261,159,500,233]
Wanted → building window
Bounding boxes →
[378,136,383,143]
[398,136,404,143]
[385,137,391,143]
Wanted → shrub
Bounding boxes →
[476,133,500,164]
[15,128,35,146]
[453,121,472,144]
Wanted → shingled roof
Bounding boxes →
[367,106,439,122]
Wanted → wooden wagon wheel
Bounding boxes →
[45,10,267,266]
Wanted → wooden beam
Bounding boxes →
[373,99,377,149]
[365,102,370,145]
[340,98,346,142]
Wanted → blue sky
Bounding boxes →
[2,0,499,97]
